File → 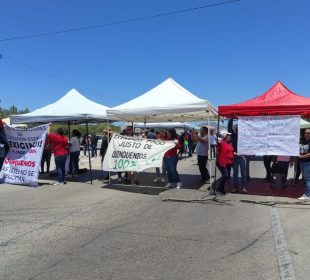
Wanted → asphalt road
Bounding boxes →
[0,158,309,280]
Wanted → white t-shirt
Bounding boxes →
[70,136,80,153]
[196,135,209,156]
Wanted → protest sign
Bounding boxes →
[102,134,176,172]
[238,115,300,156]
[0,124,48,186]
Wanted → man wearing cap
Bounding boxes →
[194,126,211,184]
[0,120,9,170]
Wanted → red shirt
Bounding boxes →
[217,140,234,167]
[48,133,69,157]
[164,138,182,158]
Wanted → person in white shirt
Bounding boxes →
[69,129,81,178]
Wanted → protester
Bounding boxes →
[194,126,211,184]
[0,120,9,170]
[298,128,310,201]
[210,129,217,160]
[216,130,234,195]
[40,135,52,174]
[228,119,247,193]
[90,134,98,157]
[185,130,193,157]
[68,129,81,178]
[100,129,111,181]
[225,134,234,180]
[118,125,135,184]
[81,134,89,157]
[48,128,69,186]
[192,129,198,153]
[147,128,157,139]
[154,129,167,183]
[294,129,304,183]
[163,128,182,189]
[178,132,186,159]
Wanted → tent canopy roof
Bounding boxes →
[11,89,110,124]
[219,81,310,118]
[107,78,218,122]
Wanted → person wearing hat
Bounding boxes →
[216,130,234,195]
[0,119,9,171]
[48,127,69,185]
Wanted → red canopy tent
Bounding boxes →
[219,81,310,117]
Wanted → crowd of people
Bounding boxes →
[0,119,310,201]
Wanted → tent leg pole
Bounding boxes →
[207,109,212,186]
[212,116,220,193]
[106,116,111,185]
[86,120,93,184]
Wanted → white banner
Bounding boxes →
[0,124,48,187]
[238,115,300,156]
[103,134,176,172]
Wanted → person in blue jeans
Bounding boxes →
[48,128,69,186]
[163,129,182,189]
[298,129,310,201]
[228,119,247,193]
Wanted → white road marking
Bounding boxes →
[267,196,296,279]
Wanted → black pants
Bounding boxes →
[210,145,216,159]
[41,151,52,173]
[226,164,233,179]
[198,155,210,181]
[263,155,273,181]
[0,157,5,170]
[69,151,80,175]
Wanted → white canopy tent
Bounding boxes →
[108,78,218,187]
[10,89,111,124]
[107,78,218,122]
[132,122,199,130]
[10,88,112,184]
[301,119,310,129]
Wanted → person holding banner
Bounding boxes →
[40,135,52,174]
[194,127,211,184]
[0,120,9,170]
[69,129,81,178]
[154,130,167,183]
[48,128,69,186]
[298,129,310,201]
[228,119,247,193]
[163,128,183,189]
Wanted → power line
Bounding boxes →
[0,0,240,42]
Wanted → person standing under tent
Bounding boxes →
[191,129,198,153]
[81,134,88,157]
[147,129,157,139]
[185,130,193,157]
[228,119,247,193]
[48,128,69,186]
[153,129,168,183]
[216,130,234,195]
[210,130,217,160]
[225,134,234,181]
[118,125,134,184]
[194,127,211,184]
[40,135,52,174]
[164,128,183,189]
[100,129,111,181]
[68,129,81,178]
[0,120,9,171]
[298,129,310,201]
[90,134,98,157]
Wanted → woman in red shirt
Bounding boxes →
[216,130,234,195]
[163,129,183,189]
[48,128,69,185]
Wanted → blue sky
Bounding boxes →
[0,0,309,111]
